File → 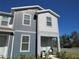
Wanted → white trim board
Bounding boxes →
[15,30,36,33]
[7,35,10,57]
[10,35,15,59]
[11,5,44,10]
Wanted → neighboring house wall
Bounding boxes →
[0,15,11,27]
[12,10,36,57]
[0,14,13,58]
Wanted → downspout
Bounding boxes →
[34,13,38,59]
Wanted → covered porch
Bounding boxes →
[41,36,58,53]
[0,27,14,58]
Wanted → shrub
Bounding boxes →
[56,51,66,58]
[56,51,79,59]
[20,55,36,59]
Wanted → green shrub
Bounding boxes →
[20,54,36,59]
[56,51,66,58]
[56,51,79,59]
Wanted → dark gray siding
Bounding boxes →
[12,32,36,57]
[13,11,36,31]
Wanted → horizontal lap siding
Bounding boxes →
[38,13,58,33]
[12,32,36,57]
[13,11,36,31]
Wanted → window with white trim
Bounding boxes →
[21,35,30,52]
[0,16,11,26]
[23,14,31,26]
[46,17,52,26]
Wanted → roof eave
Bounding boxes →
[47,9,60,17]
[11,5,44,11]
[36,9,60,18]
[0,11,12,16]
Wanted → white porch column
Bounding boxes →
[37,34,41,56]
[4,35,10,58]
[57,35,61,52]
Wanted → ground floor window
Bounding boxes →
[0,35,8,47]
[20,34,30,52]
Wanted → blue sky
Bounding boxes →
[0,0,79,35]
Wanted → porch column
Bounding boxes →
[37,34,41,56]
[57,35,61,52]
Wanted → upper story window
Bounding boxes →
[46,17,52,26]
[0,16,11,27]
[23,13,31,26]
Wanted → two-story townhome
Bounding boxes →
[0,5,60,59]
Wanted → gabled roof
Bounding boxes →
[11,5,44,11]
[37,9,60,18]
[11,5,60,18]
[0,11,12,16]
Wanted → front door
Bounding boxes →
[0,34,8,57]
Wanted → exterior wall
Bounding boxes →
[37,13,59,55]
[13,10,36,31]
[12,10,36,57]
[0,15,12,28]
[37,32,59,55]
[12,32,36,57]
[38,13,59,33]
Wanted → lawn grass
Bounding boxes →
[53,48,79,59]
[61,48,79,58]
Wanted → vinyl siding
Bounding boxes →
[38,13,59,33]
[12,32,36,57]
[13,10,36,32]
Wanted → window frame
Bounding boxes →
[22,13,31,26]
[0,16,10,27]
[20,34,30,52]
[46,17,52,26]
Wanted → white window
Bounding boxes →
[0,16,11,27]
[22,13,31,26]
[20,35,30,52]
[46,17,52,26]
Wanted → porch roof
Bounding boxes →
[0,27,14,35]
[0,11,12,17]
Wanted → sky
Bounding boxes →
[0,0,79,35]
